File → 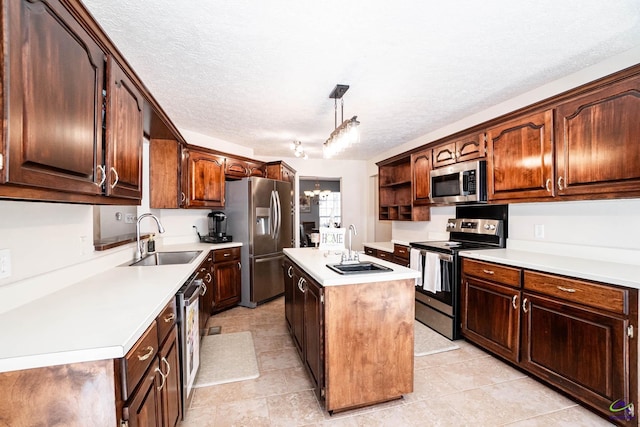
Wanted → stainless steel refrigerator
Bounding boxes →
[224,177,293,307]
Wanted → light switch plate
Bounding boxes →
[0,249,11,279]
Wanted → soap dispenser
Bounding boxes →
[147,233,156,253]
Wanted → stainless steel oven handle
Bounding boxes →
[420,250,453,263]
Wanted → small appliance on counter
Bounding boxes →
[205,211,233,243]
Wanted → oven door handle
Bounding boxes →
[419,250,453,263]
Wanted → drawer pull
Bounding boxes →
[163,313,175,323]
[522,297,529,313]
[224,253,231,257]
[512,295,518,310]
[137,346,154,361]
[482,269,495,275]
[557,286,576,293]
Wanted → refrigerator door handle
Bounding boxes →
[269,190,277,239]
[274,189,282,239]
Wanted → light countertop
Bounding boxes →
[0,242,241,374]
[459,248,640,289]
[362,240,412,253]
[284,248,419,286]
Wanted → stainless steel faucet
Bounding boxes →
[135,213,165,261]
[347,224,358,262]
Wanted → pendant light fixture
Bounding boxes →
[323,84,360,158]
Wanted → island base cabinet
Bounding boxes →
[521,293,635,424]
[324,280,415,412]
[0,360,117,426]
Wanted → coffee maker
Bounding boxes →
[207,211,232,243]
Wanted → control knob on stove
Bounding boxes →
[483,224,496,230]
[447,221,456,229]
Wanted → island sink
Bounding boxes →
[326,261,393,275]
[127,250,202,267]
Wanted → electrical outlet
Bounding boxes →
[125,213,136,224]
[0,249,11,279]
[534,224,545,239]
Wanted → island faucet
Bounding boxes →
[135,213,165,261]
[347,224,358,262]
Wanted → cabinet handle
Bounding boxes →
[557,286,576,293]
[95,165,106,187]
[455,150,460,159]
[204,273,212,284]
[557,176,564,191]
[522,297,529,313]
[238,262,241,270]
[224,253,231,257]
[287,266,293,278]
[512,295,518,310]
[162,356,170,376]
[298,278,306,293]
[545,178,551,192]
[201,282,207,296]
[110,167,119,189]
[137,346,154,361]
[181,192,186,203]
[155,365,166,391]
[163,313,175,323]
[482,269,495,275]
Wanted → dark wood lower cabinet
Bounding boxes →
[302,275,324,399]
[521,293,632,422]
[283,259,295,332]
[158,327,181,427]
[461,277,520,363]
[124,359,162,427]
[462,258,638,426]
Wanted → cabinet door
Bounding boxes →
[432,142,457,168]
[521,293,630,417]
[456,133,485,163]
[123,359,162,427]
[158,328,181,427]
[105,58,143,199]
[291,269,305,359]
[183,148,225,208]
[303,276,324,401]
[150,139,181,209]
[555,75,640,198]
[212,259,241,312]
[197,253,214,335]
[6,0,105,194]
[486,110,554,201]
[283,259,295,332]
[411,148,431,205]
[461,276,521,363]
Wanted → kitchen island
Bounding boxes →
[283,248,420,413]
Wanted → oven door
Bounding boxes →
[415,250,454,313]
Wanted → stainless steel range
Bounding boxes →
[410,204,508,340]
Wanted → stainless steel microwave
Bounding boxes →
[429,160,487,204]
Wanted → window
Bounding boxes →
[318,192,341,228]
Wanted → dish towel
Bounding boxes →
[409,248,423,287]
[422,252,442,293]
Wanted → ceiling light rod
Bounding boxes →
[323,83,360,159]
[330,84,349,129]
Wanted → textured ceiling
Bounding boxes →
[82,0,640,160]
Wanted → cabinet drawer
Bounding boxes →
[157,299,177,345]
[524,271,627,314]
[364,246,377,257]
[393,244,409,261]
[462,259,521,288]
[213,247,240,262]
[122,320,158,400]
[377,250,393,261]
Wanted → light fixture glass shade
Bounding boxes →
[323,116,360,158]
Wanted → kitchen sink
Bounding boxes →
[326,262,393,275]
[127,250,202,267]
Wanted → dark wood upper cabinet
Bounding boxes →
[150,138,182,209]
[486,110,554,201]
[225,157,265,179]
[265,161,296,185]
[5,0,105,195]
[555,75,640,198]
[182,147,225,208]
[432,132,485,168]
[104,57,143,199]
[411,148,431,206]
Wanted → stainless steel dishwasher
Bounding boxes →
[175,272,203,419]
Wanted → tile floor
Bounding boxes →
[182,297,614,426]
